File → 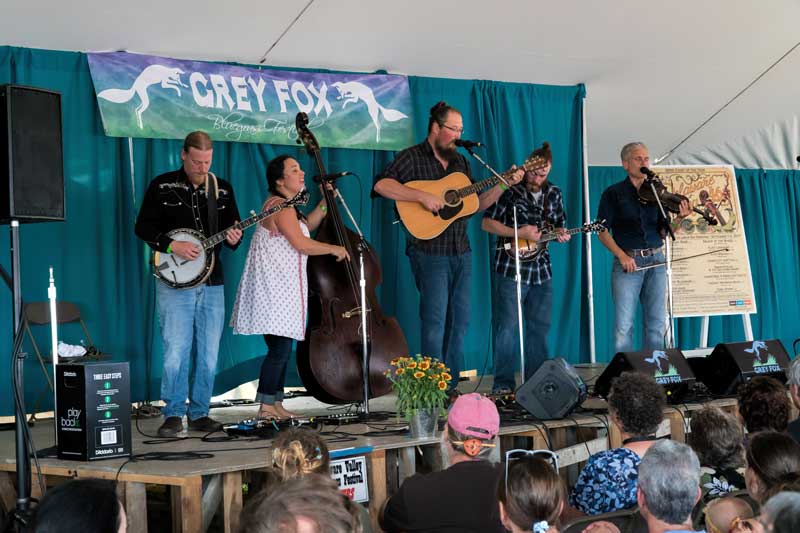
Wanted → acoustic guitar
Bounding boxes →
[395,155,547,240]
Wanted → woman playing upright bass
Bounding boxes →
[230,155,349,419]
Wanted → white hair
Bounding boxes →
[638,439,701,525]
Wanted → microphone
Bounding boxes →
[640,166,657,178]
[796,156,800,163]
[313,171,352,183]
[454,139,483,148]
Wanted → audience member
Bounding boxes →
[269,427,368,532]
[583,440,702,533]
[688,406,747,527]
[33,478,126,533]
[570,372,666,515]
[239,473,357,533]
[271,427,331,481]
[760,489,800,533]
[703,496,753,533]
[786,358,800,443]
[744,431,800,505]
[380,393,505,532]
[498,452,565,533]
[737,377,790,434]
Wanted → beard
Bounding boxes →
[435,139,458,161]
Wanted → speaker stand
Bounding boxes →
[5,221,33,530]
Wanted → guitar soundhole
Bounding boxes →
[443,189,460,206]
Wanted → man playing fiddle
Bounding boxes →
[596,142,691,353]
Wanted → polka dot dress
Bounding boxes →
[230,215,309,340]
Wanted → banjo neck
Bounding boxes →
[199,190,308,250]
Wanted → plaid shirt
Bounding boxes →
[483,182,567,285]
[377,140,473,255]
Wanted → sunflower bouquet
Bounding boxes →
[385,355,453,419]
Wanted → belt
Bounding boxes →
[625,247,663,258]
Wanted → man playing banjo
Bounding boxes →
[135,131,243,437]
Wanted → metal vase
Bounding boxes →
[409,407,439,439]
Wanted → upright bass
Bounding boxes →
[294,112,408,404]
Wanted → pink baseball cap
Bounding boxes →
[447,393,500,439]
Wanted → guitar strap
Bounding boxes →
[206,172,219,236]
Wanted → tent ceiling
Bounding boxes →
[3,0,800,167]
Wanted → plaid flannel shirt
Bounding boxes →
[483,183,567,285]
[376,140,473,255]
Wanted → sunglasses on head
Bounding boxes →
[504,449,559,495]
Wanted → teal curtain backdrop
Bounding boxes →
[588,166,800,361]
[0,46,588,414]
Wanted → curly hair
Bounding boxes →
[737,376,790,433]
[688,406,744,470]
[271,427,330,481]
[497,456,564,531]
[608,372,666,436]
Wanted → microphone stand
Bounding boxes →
[329,185,372,416]
[511,205,525,387]
[462,146,526,389]
[644,177,676,349]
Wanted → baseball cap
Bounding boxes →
[447,393,500,439]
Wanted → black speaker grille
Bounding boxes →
[0,84,65,223]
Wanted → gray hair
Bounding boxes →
[638,439,701,525]
[787,358,800,387]
[620,142,648,161]
[764,491,800,533]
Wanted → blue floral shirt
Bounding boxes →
[569,447,641,515]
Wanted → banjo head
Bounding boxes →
[153,229,214,289]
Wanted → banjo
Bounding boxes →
[152,189,310,289]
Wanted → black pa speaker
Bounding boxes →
[594,348,696,404]
[515,358,587,420]
[699,339,790,396]
[0,84,65,223]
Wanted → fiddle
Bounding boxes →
[637,168,718,226]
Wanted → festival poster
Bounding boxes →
[87,52,414,151]
[652,165,756,317]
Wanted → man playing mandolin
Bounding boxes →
[373,101,523,389]
[135,131,243,437]
[482,142,569,394]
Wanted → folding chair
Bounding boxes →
[22,301,107,420]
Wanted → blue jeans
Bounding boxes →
[611,251,667,354]
[407,247,471,383]
[256,334,293,405]
[156,283,225,420]
[492,275,553,391]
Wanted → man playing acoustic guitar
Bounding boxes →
[482,142,569,394]
[373,102,523,389]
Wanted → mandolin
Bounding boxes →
[502,219,606,261]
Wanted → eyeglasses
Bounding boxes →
[504,449,559,494]
[440,124,464,134]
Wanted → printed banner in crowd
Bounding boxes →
[87,52,414,151]
[654,165,757,317]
